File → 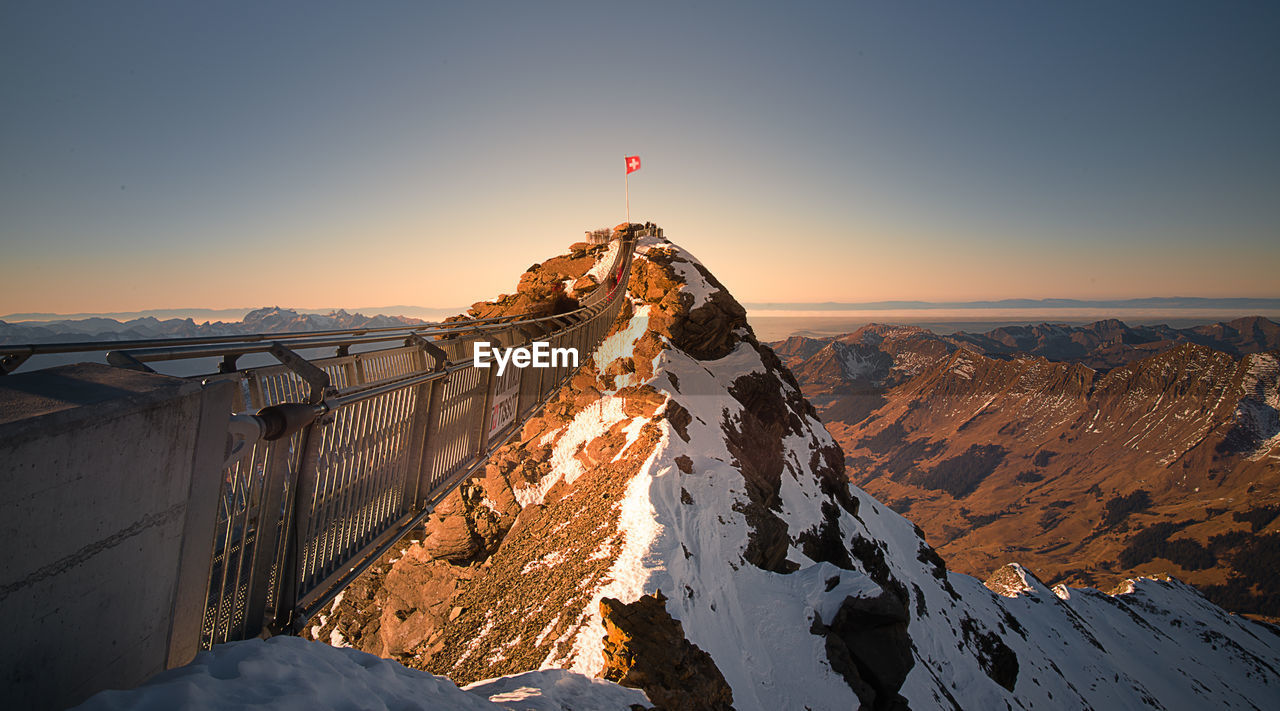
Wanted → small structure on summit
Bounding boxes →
[585,227,614,245]
[585,222,661,245]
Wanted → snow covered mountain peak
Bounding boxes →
[299,233,1280,710]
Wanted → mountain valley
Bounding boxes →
[773,319,1280,620]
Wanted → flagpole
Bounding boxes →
[624,155,630,225]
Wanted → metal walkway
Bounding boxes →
[1,231,638,648]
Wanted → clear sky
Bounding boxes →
[2,1,1277,315]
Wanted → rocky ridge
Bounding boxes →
[306,231,1280,709]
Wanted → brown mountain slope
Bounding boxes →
[776,323,1280,617]
[770,335,828,361]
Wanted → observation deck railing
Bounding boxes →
[0,231,640,649]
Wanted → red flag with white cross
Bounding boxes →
[625,155,641,174]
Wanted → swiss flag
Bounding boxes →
[625,155,641,174]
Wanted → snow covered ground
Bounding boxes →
[73,637,648,711]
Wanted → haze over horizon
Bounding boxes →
[2,1,1277,315]
[7,296,1280,326]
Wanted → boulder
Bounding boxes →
[600,592,734,711]
[812,590,914,711]
[421,513,479,563]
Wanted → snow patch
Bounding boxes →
[464,669,649,710]
[593,304,653,386]
[564,438,667,677]
[669,259,717,309]
[950,353,977,380]
[521,551,567,574]
[518,397,637,507]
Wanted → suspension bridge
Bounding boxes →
[0,229,643,709]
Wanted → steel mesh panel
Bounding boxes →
[296,385,417,594]
[198,237,634,646]
[429,366,485,485]
[201,436,270,646]
[361,347,421,383]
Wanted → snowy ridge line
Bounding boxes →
[522,235,1280,710]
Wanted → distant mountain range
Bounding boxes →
[775,316,1280,373]
[0,306,438,345]
[771,317,1280,619]
[946,317,1280,368]
[748,297,1280,311]
[0,305,463,324]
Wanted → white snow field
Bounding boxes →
[73,636,648,711]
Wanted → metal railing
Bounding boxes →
[1,230,640,648]
[195,233,637,646]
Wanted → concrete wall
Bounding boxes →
[0,363,232,710]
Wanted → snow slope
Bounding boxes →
[506,234,1280,709]
[73,637,648,711]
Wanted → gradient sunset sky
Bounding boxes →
[2,1,1277,315]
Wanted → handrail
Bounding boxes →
[195,230,641,647]
[110,321,529,364]
[0,242,625,364]
[1,277,615,381]
[0,312,532,359]
[1,272,617,381]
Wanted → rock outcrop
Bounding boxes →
[811,589,914,711]
[600,592,733,711]
[466,240,613,321]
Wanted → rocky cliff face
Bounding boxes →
[776,321,1280,620]
[307,234,1280,709]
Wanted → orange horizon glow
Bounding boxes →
[3,5,1277,317]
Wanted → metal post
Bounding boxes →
[474,340,501,458]
[415,376,448,507]
[241,441,291,638]
[274,416,325,634]
[353,356,366,387]
[401,376,436,511]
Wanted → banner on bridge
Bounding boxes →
[489,374,521,438]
